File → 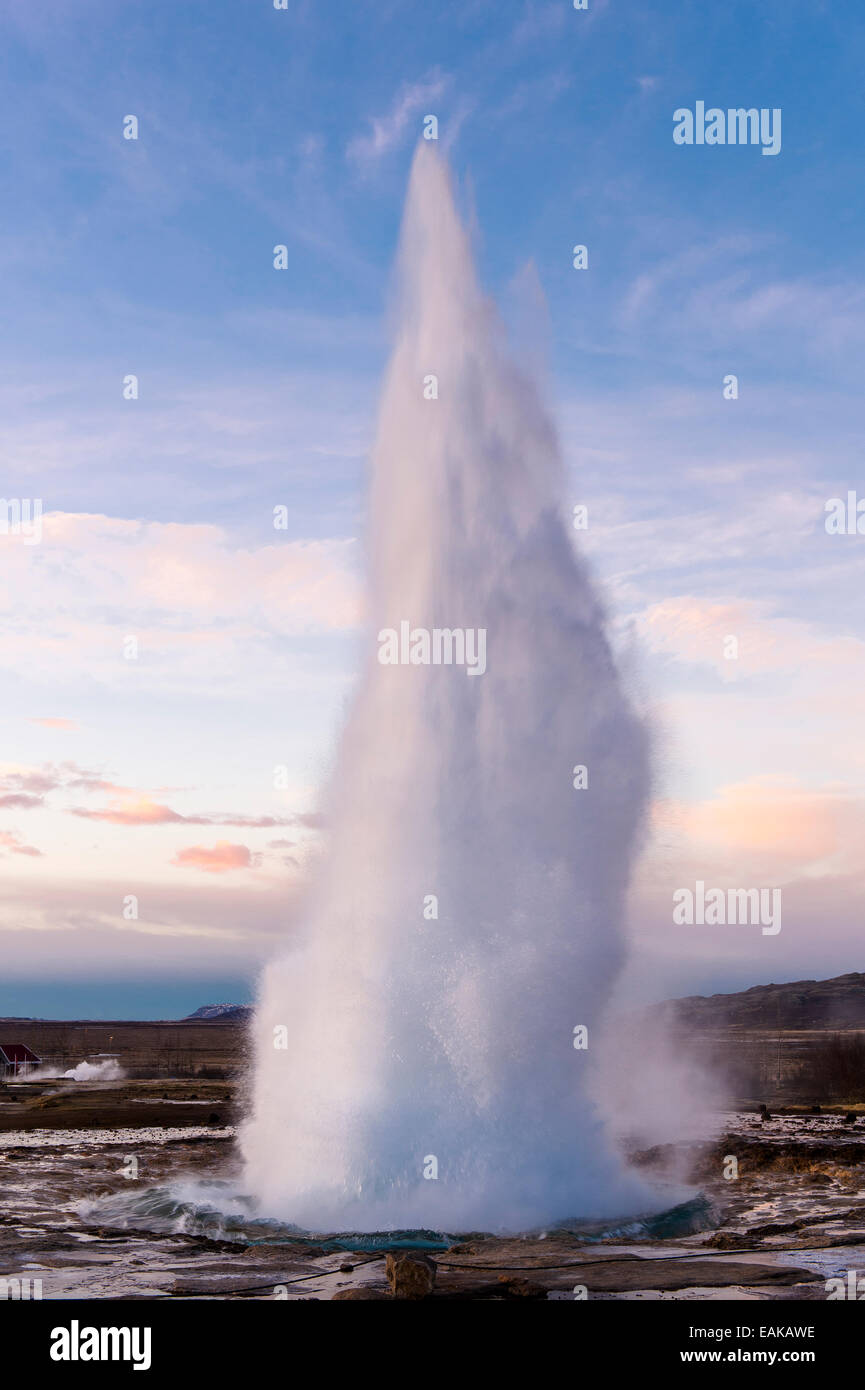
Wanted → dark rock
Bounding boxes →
[704,1231,753,1250]
[497,1275,547,1298]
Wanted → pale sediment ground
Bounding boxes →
[1,1087,864,1300]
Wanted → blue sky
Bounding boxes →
[1,0,864,1017]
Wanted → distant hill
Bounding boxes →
[656,972,865,1032]
[183,1004,252,1022]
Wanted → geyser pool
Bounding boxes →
[242,143,651,1232]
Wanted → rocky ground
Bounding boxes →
[1,1081,864,1300]
[0,1077,236,1131]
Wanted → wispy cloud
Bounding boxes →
[0,512,362,696]
[0,793,44,810]
[69,796,320,830]
[347,73,449,168]
[0,830,42,858]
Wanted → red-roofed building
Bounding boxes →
[0,1043,41,1077]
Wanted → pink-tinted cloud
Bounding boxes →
[0,513,361,699]
[0,830,42,857]
[669,779,845,861]
[0,873,304,977]
[0,766,64,794]
[65,776,132,795]
[29,717,78,731]
[0,761,127,797]
[69,795,308,829]
[0,765,323,842]
[642,778,865,894]
[72,798,185,826]
[172,842,253,874]
[637,596,865,684]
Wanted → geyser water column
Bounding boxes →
[242,144,651,1232]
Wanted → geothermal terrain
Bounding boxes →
[1,975,865,1300]
[1,1101,864,1300]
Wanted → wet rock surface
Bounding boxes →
[0,1099,863,1301]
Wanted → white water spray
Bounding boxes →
[242,145,651,1231]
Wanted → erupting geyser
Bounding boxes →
[242,145,651,1232]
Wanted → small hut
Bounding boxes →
[0,1043,41,1077]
